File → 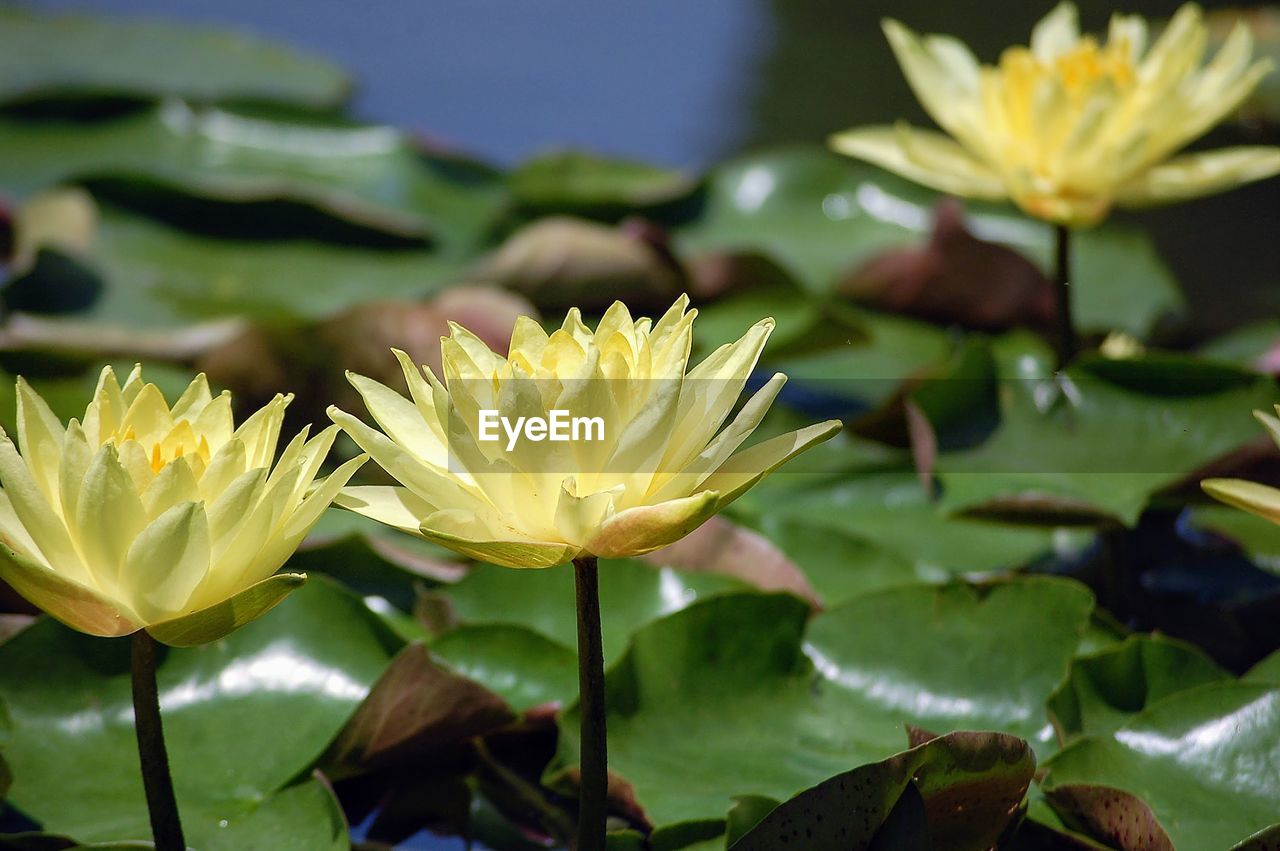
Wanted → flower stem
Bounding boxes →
[1054,223,1077,370]
[573,555,607,851]
[131,630,186,851]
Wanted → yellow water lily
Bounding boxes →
[0,366,365,645]
[329,297,840,568]
[831,3,1280,227]
[1203,406,1280,524]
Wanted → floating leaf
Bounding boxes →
[0,104,508,246]
[0,578,399,845]
[0,8,350,109]
[432,625,579,712]
[936,338,1280,526]
[3,777,349,851]
[1042,683,1280,850]
[749,468,1078,576]
[674,147,1182,335]
[441,558,747,664]
[730,731,1034,851]
[510,150,696,215]
[1047,635,1230,742]
[9,204,462,331]
[553,579,1092,834]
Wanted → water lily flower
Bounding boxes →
[0,366,365,645]
[830,3,1280,227]
[1203,406,1280,524]
[329,296,841,568]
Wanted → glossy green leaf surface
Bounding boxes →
[0,105,509,246]
[1047,635,1230,742]
[731,731,1034,851]
[431,625,579,712]
[18,205,462,329]
[937,341,1280,526]
[0,579,398,845]
[1042,683,1280,851]
[0,8,350,108]
[3,778,348,851]
[749,469,1076,575]
[673,147,1182,335]
[509,150,696,214]
[442,559,748,664]
[554,579,1092,832]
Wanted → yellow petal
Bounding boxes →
[1030,2,1080,62]
[0,541,139,637]
[1116,147,1280,207]
[58,419,92,524]
[829,125,1007,200]
[882,19,984,148]
[121,501,211,622]
[328,405,484,512]
[141,456,201,517]
[198,438,249,501]
[206,468,268,548]
[232,393,291,468]
[554,478,618,547]
[237,453,368,588]
[147,572,305,647]
[15,377,66,504]
[169,373,214,420]
[0,435,83,580]
[419,510,578,568]
[1256,407,1280,449]
[700,420,843,507]
[346,371,446,465]
[585,490,720,559]
[335,485,437,537]
[1202,478,1280,525]
[74,444,148,587]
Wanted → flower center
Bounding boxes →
[113,423,213,475]
[1000,37,1136,101]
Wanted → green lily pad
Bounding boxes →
[936,339,1280,526]
[0,105,509,247]
[674,147,1182,336]
[730,731,1034,851]
[749,515,945,607]
[554,578,1092,833]
[1186,504,1280,575]
[0,8,350,109]
[509,150,696,215]
[12,204,462,330]
[1246,650,1280,684]
[1042,682,1280,850]
[1047,635,1230,742]
[2,777,348,851]
[441,558,748,664]
[749,468,1080,576]
[431,625,579,713]
[0,578,399,845]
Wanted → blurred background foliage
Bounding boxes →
[0,1,1278,849]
